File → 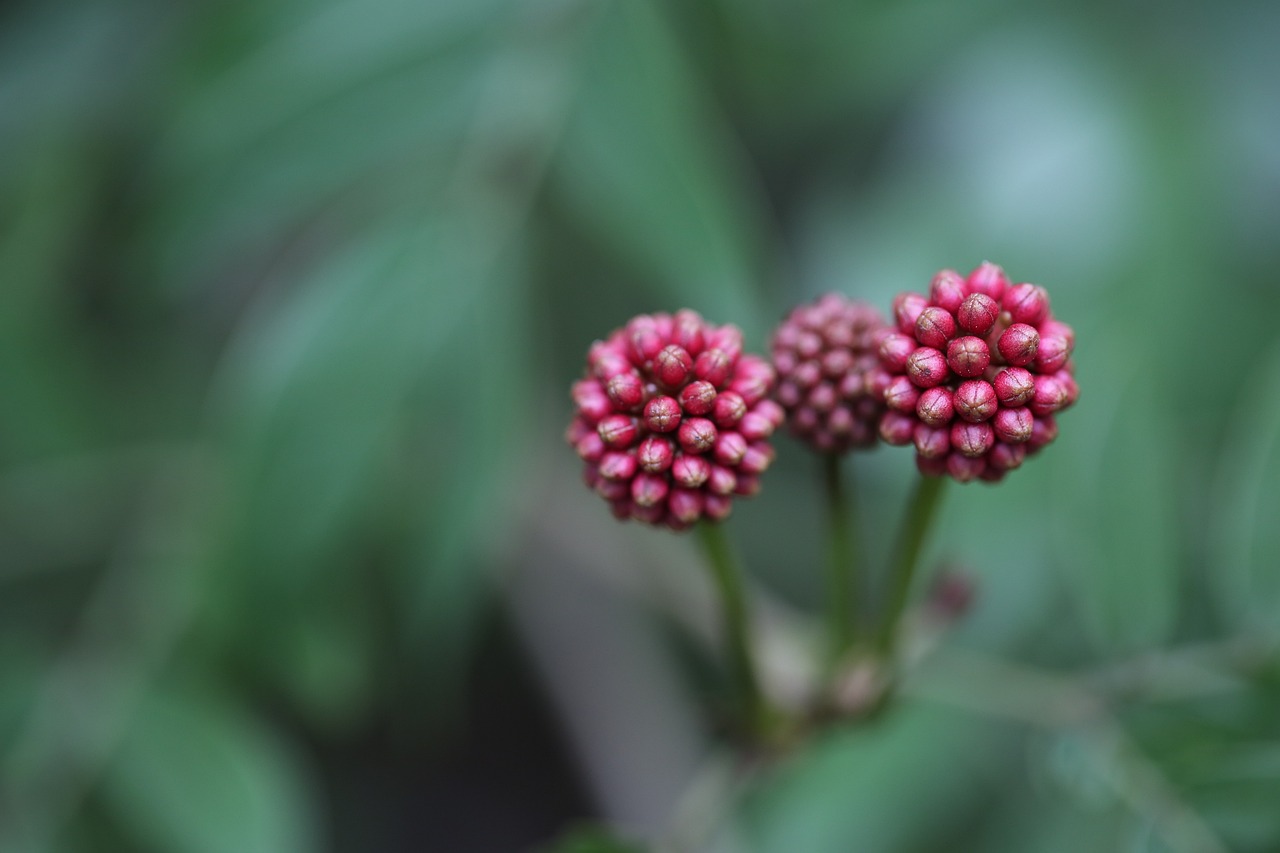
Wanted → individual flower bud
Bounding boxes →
[988,441,1027,472]
[913,424,951,459]
[1028,415,1058,451]
[916,386,955,426]
[1033,334,1071,374]
[672,454,710,488]
[946,336,991,378]
[694,348,732,386]
[993,367,1035,406]
[679,380,717,416]
[643,396,681,433]
[1030,374,1069,417]
[668,488,705,524]
[1041,319,1075,348]
[712,390,746,427]
[917,454,949,477]
[598,414,639,448]
[946,452,987,482]
[714,431,748,465]
[605,372,645,410]
[997,323,1040,367]
[885,375,922,413]
[1003,283,1050,326]
[879,332,916,372]
[654,344,693,388]
[678,417,717,453]
[953,380,998,423]
[951,421,995,458]
[771,294,889,454]
[894,292,929,334]
[993,407,1033,443]
[957,293,999,336]
[570,311,777,526]
[631,472,669,507]
[879,411,916,445]
[929,269,967,314]
[599,451,637,481]
[915,307,957,349]
[906,347,950,388]
[966,261,1009,300]
[637,435,675,472]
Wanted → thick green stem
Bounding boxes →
[696,522,765,730]
[823,454,857,665]
[875,475,947,659]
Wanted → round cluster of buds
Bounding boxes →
[566,311,783,528]
[770,294,890,454]
[877,262,1078,483]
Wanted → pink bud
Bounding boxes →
[957,293,999,336]
[894,292,929,334]
[792,360,822,389]
[755,399,786,428]
[879,332,916,372]
[627,317,664,364]
[1030,374,1069,417]
[946,336,991,379]
[596,476,631,501]
[605,372,645,410]
[993,367,1035,406]
[946,452,987,483]
[672,454,710,487]
[776,381,802,408]
[915,306,957,349]
[988,441,1027,472]
[885,375,922,413]
[654,344,693,388]
[879,411,916,445]
[631,473,669,507]
[668,488,705,524]
[1033,334,1071,373]
[703,493,733,521]
[598,414,639,448]
[637,435,675,472]
[575,431,606,462]
[739,442,775,474]
[807,382,837,412]
[929,269,967,314]
[966,261,1009,300]
[712,390,746,427]
[913,424,951,459]
[950,421,995,458]
[678,417,717,453]
[1003,283,1050,326]
[707,464,737,495]
[592,351,633,381]
[916,386,955,426]
[1041,319,1075,348]
[679,380,717,415]
[643,396,682,433]
[997,323,1040,367]
[694,348,732,387]
[821,347,855,378]
[599,450,637,481]
[733,473,761,496]
[705,326,743,362]
[672,309,706,356]
[953,380,998,423]
[906,347,950,388]
[993,407,1033,443]
[739,411,774,441]
[572,380,612,423]
[917,454,949,477]
[796,331,823,359]
[713,431,748,465]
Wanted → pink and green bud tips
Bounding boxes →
[770,294,890,454]
[878,263,1078,483]
[567,311,782,528]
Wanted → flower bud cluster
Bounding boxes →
[877,263,1078,483]
[770,294,889,454]
[566,311,782,528]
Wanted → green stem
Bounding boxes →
[696,522,765,730]
[823,454,857,665]
[875,475,947,660]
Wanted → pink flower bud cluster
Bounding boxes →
[566,311,782,528]
[878,263,1078,483]
[770,294,890,454]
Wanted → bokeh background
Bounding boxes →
[3,0,1280,850]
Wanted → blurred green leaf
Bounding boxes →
[1210,342,1280,630]
[555,2,768,332]
[540,825,645,853]
[103,685,321,853]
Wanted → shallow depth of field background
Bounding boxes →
[3,0,1280,851]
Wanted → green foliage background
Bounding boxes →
[2,0,1279,850]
